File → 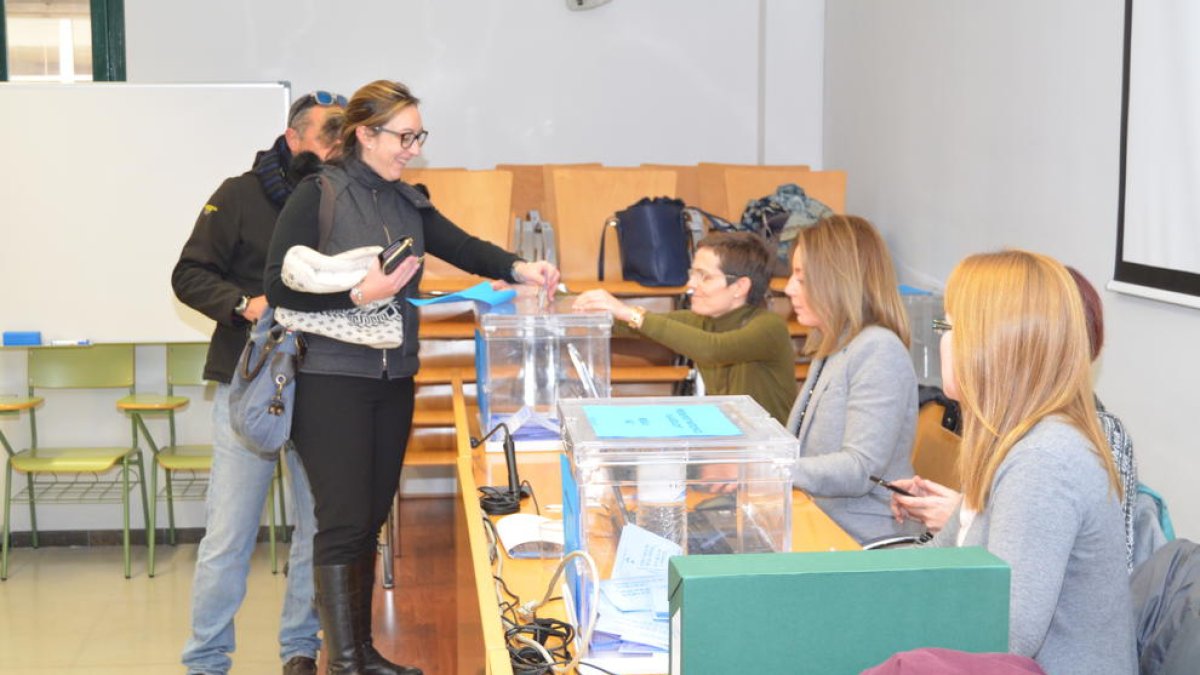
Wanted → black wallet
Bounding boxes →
[379,236,415,274]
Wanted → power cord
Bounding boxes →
[508,549,602,674]
[487,528,601,675]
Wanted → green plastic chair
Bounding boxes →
[120,343,288,577]
[1,344,150,580]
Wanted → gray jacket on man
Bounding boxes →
[788,325,919,543]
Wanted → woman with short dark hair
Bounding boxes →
[573,231,796,424]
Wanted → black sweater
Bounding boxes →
[264,155,520,379]
[171,172,278,383]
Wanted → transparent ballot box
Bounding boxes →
[476,293,612,439]
[556,396,799,662]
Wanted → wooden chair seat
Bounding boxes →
[153,444,213,472]
[116,394,189,411]
[0,396,42,413]
[10,446,135,473]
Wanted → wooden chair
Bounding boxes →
[641,164,701,207]
[495,163,603,224]
[910,402,962,491]
[722,167,847,221]
[120,343,289,576]
[547,166,678,283]
[402,168,514,283]
[697,162,810,219]
[1,345,150,579]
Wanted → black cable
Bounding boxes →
[506,618,575,674]
[478,484,523,515]
[522,479,540,515]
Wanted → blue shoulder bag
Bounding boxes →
[228,306,304,459]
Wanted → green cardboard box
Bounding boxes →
[667,546,1010,674]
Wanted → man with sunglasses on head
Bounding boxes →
[172,90,347,675]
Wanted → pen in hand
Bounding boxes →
[870,475,915,497]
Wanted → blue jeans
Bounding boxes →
[181,384,320,675]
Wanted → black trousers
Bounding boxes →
[292,372,415,566]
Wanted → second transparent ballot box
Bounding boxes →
[476,294,612,438]
[559,395,800,579]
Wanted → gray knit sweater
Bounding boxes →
[931,418,1136,674]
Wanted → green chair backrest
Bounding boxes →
[28,344,135,390]
[167,343,209,388]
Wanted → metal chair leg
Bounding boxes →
[26,472,37,549]
[122,455,131,579]
[164,466,177,546]
[148,454,158,577]
[276,460,290,543]
[2,461,12,581]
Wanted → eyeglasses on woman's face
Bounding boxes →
[687,267,739,285]
[373,127,429,149]
[931,318,953,333]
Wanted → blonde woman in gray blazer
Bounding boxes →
[784,216,919,543]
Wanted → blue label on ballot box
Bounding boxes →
[583,404,741,438]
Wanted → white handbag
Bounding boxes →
[274,244,406,349]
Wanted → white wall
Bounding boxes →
[1,0,825,532]
[125,0,823,168]
[824,1,1200,539]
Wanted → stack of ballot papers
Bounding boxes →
[590,524,680,655]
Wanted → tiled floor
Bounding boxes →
[0,542,291,674]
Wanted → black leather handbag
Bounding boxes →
[598,196,692,286]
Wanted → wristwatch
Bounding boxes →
[234,295,250,316]
[627,306,647,330]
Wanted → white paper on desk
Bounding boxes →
[611,524,682,579]
[600,575,669,616]
[493,513,562,559]
[619,640,667,655]
[595,591,670,652]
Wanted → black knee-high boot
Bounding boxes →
[315,564,366,675]
[356,550,423,675]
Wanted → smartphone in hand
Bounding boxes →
[379,236,415,274]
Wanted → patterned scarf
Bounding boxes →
[251,135,296,208]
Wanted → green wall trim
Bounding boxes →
[0,0,9,81]
[90,0,125,81]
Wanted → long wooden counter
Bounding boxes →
[449,378,858,675]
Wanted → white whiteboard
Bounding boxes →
[0,82,289,343]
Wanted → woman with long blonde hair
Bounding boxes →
[784,215,919,542]
[927,250,1134,673]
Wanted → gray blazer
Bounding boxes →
[931,419,1136,675]
[788,325,918,543]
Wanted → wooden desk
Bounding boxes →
[421,277,688,298]
[451,380,858,674]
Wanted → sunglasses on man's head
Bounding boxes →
[288,90,348,128]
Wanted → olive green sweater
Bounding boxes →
[632,304,796,425]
